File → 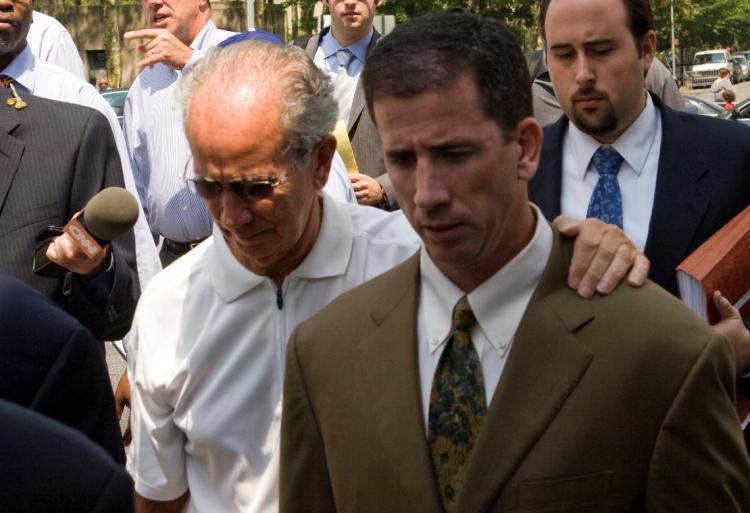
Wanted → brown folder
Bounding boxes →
[676,204,750,324]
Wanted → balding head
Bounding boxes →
[178,41,339,280]
[181,41,337,167]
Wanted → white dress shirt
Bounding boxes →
[124,20,235,243]
[26,11,87,81]
[561,93,662,250]
[418,205,553,429]
[128,193,419,512]
[2,44,162,290]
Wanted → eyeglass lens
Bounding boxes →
[191,180,276,201]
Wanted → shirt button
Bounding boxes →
[430,337,440,348]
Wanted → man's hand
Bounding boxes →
[115,370,132,445]
[46,233,110,276]
[712,291,750,372]
[125,29,194,70]
[553,215,649,298]
[350,173,383,206]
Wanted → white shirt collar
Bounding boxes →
[208,192,354,303]
[2,44,36,93]
[190,19,217,51]
[567,92,658,180]
[420,204,553,355]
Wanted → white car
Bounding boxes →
[691,49,735,88]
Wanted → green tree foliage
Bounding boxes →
[653,0,750,54]
[379,0,540,50]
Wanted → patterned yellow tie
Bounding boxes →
[428,295,486,512]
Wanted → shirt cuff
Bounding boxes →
[76,252,115,305]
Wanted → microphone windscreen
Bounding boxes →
[82,187,140,241]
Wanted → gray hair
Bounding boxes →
[180,41,337,166]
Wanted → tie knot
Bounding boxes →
[451,296,476,335]
[336,48,354,69]
[592,146,623,176]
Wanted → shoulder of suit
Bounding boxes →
[0,274,86,343]
[584,277,720,359]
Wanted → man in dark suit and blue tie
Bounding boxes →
[530,0,750,449]
[530,0,750,297]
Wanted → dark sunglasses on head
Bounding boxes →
[185,173,290,201]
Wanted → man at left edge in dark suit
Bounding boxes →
[0,0,139,341]
[0,274,126,463]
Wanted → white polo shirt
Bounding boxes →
[127,193,419,513]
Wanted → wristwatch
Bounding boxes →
[376,182,389,210]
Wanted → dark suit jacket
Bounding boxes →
[529,94,750,295]
[0,273,125,463]
[0,399,133,513]
[281,231,750,513]
[296,28,398,210]
[0,93,139,340]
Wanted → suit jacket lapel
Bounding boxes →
[347,30,380,132]
[456,232,595,512]
[303,32,319,59]
[644,96,710,291]
[0,106,24,214]
[529,117,567,220]
[357,253,444,513]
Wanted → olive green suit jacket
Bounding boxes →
[281,231,750,513]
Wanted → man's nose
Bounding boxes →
[575,55,595,85]
[218,190,254,228]
[413,160,450,211]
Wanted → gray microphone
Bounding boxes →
[33,187,140,278]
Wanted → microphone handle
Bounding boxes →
[31,219,109,278]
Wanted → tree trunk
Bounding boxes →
[104,0,122,87]
[290,1,300,39]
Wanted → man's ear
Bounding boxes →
[312,134,336,190]
[641,30,656,78]
[515,117,543,183]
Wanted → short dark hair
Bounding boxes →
[362,12,532,137]
[539,0,654,45]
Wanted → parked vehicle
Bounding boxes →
[691,49,735,87]
[101,88,128,129]
[721,97,750,126]
[734,55,750,80]
[681,94,724,117]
